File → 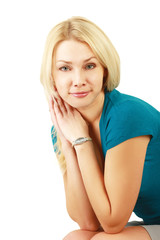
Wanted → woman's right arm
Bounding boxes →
[62,144,100,231]
[49,96,100,231]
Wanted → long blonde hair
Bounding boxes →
[40,16,120,174]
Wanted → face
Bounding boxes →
[52,39,105,109]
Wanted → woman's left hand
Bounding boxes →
[53,96,90,143]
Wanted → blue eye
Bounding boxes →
[60,66,70,71]
[85,64,95,70]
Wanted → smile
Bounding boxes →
[70,91,90,98]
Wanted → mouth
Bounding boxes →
[70,91,90,98]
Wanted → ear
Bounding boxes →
[103,68,108,90]
[104,68,108,78]
[103,68,108,83]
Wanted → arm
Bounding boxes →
[62,145,100,230]
[51,95,150,233]
[74,135,151,233]
[49,97,100,230]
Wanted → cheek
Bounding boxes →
[91,72,104,88]
[54,73,70,87]
[54,80,69,99]
[56,84,65,95]
[54,77,64,90]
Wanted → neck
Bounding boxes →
[77,91,105,125]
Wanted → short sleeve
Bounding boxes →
[101,99,155,154]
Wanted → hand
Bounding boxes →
[52,96,90,143]
[49,96,71,149]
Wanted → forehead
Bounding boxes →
[54,39,95,61]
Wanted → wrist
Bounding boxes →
[72,136,92,147]
[62,144,77,160]
[70,128,90,142]
[74,140,93,152]
[61,142,72,152]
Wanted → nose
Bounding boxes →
[73,69,86,87]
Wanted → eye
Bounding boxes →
[59,66,70,71]
[85,64,96,70]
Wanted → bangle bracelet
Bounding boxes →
[72,137,92,147]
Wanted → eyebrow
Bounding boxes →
[56,56,97,64]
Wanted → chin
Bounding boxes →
[66,95,97,109]
[69,101,92,109]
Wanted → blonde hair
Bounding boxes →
[40,16,120,174]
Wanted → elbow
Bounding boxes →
[67,214,100,231]
[71,215,100,231]
[68,213,100,232]
[78,221,101,232]
[100,217,127,234]
[98,208,130,234]
[67,208,100,231]
[103,224,125,234]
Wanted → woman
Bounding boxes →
[40,16,160,240]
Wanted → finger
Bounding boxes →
[51,108,59,129]
[48,97,59,125]
[63,101,73,113]
[48,97,64,137]
[53,97,63,117]
[56,97,67,114]
[49,99,57,125]
[49,96,53,111]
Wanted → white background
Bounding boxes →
[0,0,160,239]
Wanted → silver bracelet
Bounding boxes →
[72,137,92,147]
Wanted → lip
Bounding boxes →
[70,91,90,98]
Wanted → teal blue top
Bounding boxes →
[100,89,160,224]
[51,89,160,224]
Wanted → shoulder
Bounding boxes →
[102,89,159,123]
[100,89,160,154]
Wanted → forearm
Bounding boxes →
[62,146,100,230]
[74,141,112,232]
